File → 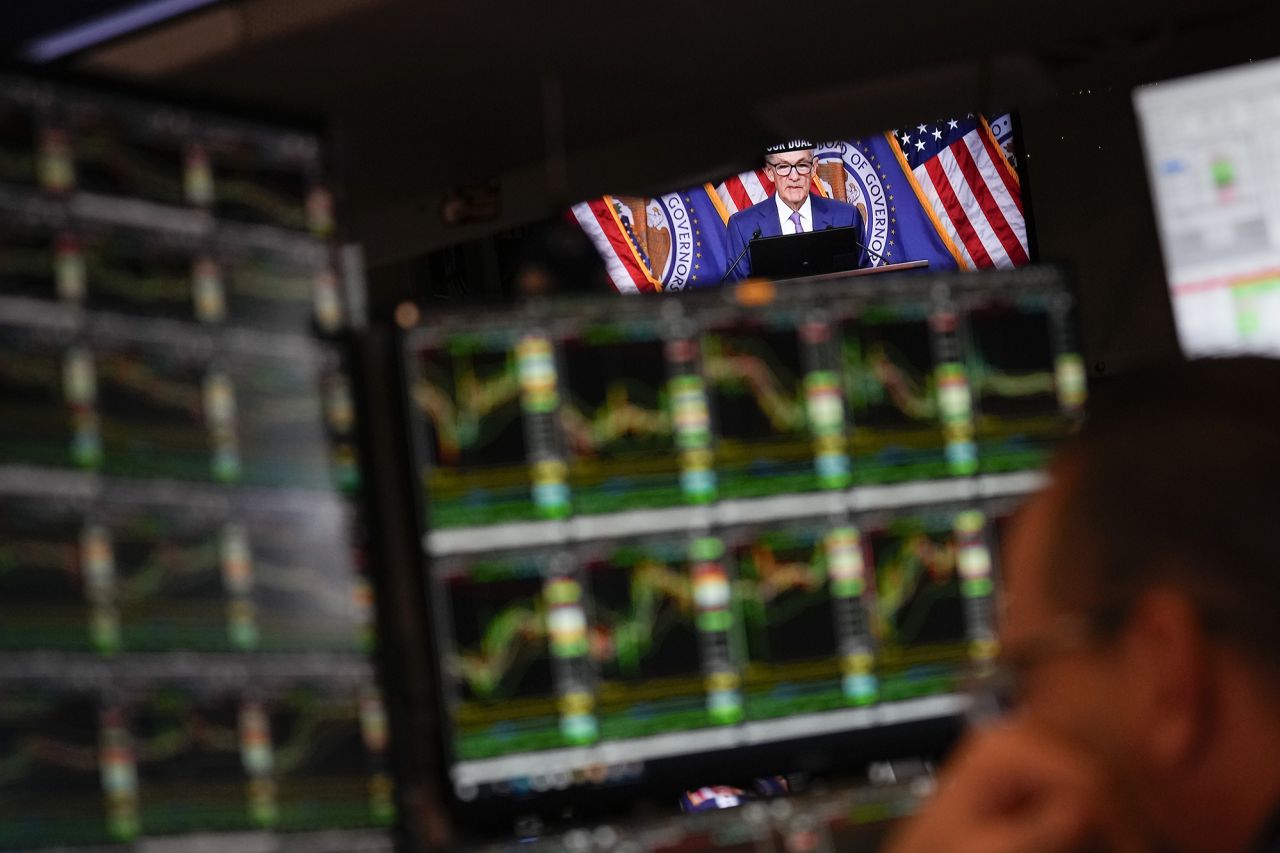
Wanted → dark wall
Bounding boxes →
[1021,90,1180,377]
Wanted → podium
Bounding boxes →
[795,259,930,282]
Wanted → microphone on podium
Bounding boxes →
[824,222,890,267]
[720,227,762,283]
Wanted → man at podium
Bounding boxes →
[722,140,868,282]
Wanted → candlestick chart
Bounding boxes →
[220,246,326,334]
[80,227,194,321]
[269,684,391,830]
[69,114,186,206]
[702,325,816,497]
[731,527,836,664]
[97,344,212,481]
[868,516,968,699]
[583,538,708,739]
[558,329,682,513]
[842,314,950,483]
[233,355,336,490]
[0,501,89,650]
[0,223,55,301]
[0,690,111,850]
[730,525,847,718]
[0,327,76,468]
[128,688,253,834]
[250,508,369,653]
[965,302,1062,472]
[112,512,227,652]
[439,553,569,760]
[414,341,534,527]
[210,144,310,231]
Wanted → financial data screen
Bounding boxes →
[1136,57,1280,355]
[409,268,1083,803]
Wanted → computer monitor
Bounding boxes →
[402,266,1085,829]
[748,225,865,279]
[1134,57,1280,355]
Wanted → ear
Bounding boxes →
[1121,586,1210,771]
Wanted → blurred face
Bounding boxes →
[999,485,1139,762]
[765,149,815,211]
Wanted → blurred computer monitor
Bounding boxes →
[1135,57,1280,356]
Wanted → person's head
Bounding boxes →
[1000,357,1280,836]
[763,139,817,211]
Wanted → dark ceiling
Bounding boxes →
[3,0,212,54]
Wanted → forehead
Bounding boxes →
[1001,486,1069,632]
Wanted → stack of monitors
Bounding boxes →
[405,267,1086,809]
[0,75,392,852]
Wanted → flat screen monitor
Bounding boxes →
[748,225,864,279]
[1135,58,1280,355]
[403,267,1086,828]
[568,112,1034,293]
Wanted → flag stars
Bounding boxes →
[915,140,926,151]
[932,128,942,141]
[947,118,959,130]
[917,123,927,133]
[901,133,911,145]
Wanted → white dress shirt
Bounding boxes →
[775,192,814,234]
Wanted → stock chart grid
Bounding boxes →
[0,74,391,853]
[406,268,1085,803]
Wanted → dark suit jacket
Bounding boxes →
[723,193,867,282]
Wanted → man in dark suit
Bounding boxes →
[722,140,867,282]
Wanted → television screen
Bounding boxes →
[570,113,1031,292]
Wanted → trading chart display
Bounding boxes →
[247,501,373,654]
[582,534,714,739]
[863,507,996,701]
[96,338,221,482]
[79,224,200,321]
[702,311,836,498]
[0,218,62,303]
[0,322,95,469]
[219,242,342,335]
[557,317,688,514]
[266,682,395,832]
[0,73,389,852]
[126,684,257,835]
[842,302,952,484]
[435,549,568,761]
[232,349,358,491]
[412,270,1082,805]
[963,291,1084,472]
[64,103,189,206]
[0,689,113,850]
[108,506,228,653]
[205,136,325,234]
[0,498,91,651]
[410,328,545,528]
[728,521,839,716]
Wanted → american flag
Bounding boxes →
[713,167,774,215]
[892,115,1028,269]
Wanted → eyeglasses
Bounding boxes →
[969,601,1132,718]
[766,159,815,177]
